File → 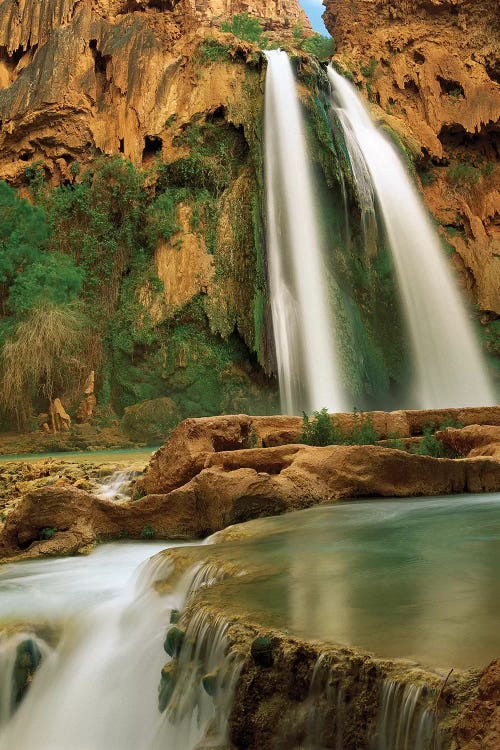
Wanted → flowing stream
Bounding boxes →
[0,542,189,750]
[264,50,346,415]
[327,66,495,409]
[0,494,498,748]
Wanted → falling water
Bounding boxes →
[373,679,437,750]
[0,547,241,750]
[265,50,346,414]
[305,653,344,749]
[94,469,137,502]
[328,66,496,409]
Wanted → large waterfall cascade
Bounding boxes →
[327,66,495,409]
[264,50,347,415]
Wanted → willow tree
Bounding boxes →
[1,304,90,429]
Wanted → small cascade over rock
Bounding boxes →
[264,50,346,415]
[327,65,495,409]
[93,469,137,503]
[155,562,243,749]
[372,679,437,750]
[305,653,345,749]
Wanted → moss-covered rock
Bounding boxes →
[121,398,180,445]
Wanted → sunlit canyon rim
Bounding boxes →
[0,0,498,749]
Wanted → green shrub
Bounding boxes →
[221,13,268,48]
[302,34,335,61]
[300,407,378,447]
[447,162,481,187]
[39,527,57,540]
[300,408,338,446]
[411,426,453,458]
[385,436,406,451]
[8,253,84,314]
[141,524,154,539]
[195,38,231,64]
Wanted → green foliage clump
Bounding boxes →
[302,34,335,60]
[419,168,436,186]
[300,408,336,446]
[410,425,460,458]
[293,24,335,60]
[221,13,268,48]
[300,407,378,447]
[0,182,49,284]
[48,156,151,312]
[9,254,84,314]
[360,57,377,79]
[447,161,481,187]
[141,524,155,539]
[194,38,231,65]
[385,434,406,451]
[39,527,57,540]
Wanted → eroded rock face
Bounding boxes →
[2,409,500,560]
[452,658,500,750]
[0,0,308,181]
[324,0,500,315]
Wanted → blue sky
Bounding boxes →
[299,0,329,35]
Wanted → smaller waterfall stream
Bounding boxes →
[265,50,346,414]
[373,680,436,750]
[327,66,496,409]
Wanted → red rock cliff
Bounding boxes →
[324,0,500,316]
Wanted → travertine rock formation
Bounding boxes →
[2,408,500,560]
[324,0,500,314]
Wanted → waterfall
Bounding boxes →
[373,679,437,750]
[264,50,346,415]
[305,653,344,749]
[0,548,240,750]
[94,469,137,503]
[327,66,495,409]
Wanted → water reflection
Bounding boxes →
[205,494,500,669]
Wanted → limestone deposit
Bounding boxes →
[2,408,500,561]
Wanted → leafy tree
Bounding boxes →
[47,156,150,313]
[221,13,268,47]
[0,182,49,284]
[302,33,335,60]
[293,24,335,61]
[8,254,84,314]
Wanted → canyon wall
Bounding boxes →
[324,0,500,319]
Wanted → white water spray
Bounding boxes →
[265,50,346,414]
[328,66,496,408]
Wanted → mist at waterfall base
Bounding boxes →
[263,52,495,414]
